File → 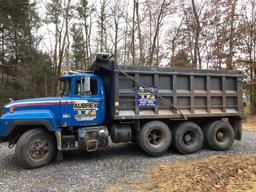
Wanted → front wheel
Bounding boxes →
[15,128,57,169]
[137,121,172,156]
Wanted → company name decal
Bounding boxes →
[73,101,98,121]
[74,101,98,110]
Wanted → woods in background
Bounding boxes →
[0,0,256,113]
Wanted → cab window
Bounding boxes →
[75,78,97,96]
[60,78,71,96]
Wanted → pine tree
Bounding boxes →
[0,0,55,111]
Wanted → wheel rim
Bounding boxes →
[148,129,163,146]
[183,130,196,145]
[29,139,50,160]
[216,128,228,142]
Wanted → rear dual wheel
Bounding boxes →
[172,122,204,154]
[137,121,172,156]
[173,120,235,153]
[204,120,235,151]
[137,121,205,156]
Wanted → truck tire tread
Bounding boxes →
[173,122,204,154]
[204,120,235,151]
[138,121,172,157]
[15,128,56,169]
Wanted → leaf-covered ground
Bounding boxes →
[105,116,256,192]
[243,115,256,131]
[105,155,256,192]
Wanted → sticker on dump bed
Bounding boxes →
[73,101,98,121]
[137,86,157,107]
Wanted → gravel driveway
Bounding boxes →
[0,130,255,192]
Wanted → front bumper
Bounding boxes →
[0,117,8,143]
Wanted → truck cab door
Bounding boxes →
[70,76,105,127]
[59,77,73,127]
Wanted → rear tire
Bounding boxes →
[204,120,235,151]
[172,122,204,154]
[137,121,172,156]
[15,128,57,169]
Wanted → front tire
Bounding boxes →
[137,121,172,156]
[15,128,57,169]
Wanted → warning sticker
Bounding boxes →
[137,86,157,107]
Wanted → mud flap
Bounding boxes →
[55,150,63,163]
[230,119,242,140]
[55,130,62,151]
[55,130,63,162]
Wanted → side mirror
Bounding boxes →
[59,91,64,97]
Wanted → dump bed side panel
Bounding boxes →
[113,67,243,120]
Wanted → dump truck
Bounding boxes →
[0,54,243,169]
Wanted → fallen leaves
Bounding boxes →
[243,115,256,131]
[105,155,256,192]
[105,116,256,192]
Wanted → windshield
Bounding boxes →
[60,78,71,96]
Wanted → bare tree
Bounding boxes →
[135,0,144,66]
[77,0,96,68]
[147,0,172,66]
[168,17,185,67]
[191,0,201,68]
[237,0,256,113]
[131,0,136,65]
[98,0,109,52]
[109,0,124,61]
[45,0,74,94]
[227,0,238,70]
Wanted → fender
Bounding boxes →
[0,110,58,137]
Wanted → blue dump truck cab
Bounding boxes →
[0,54,243,169]
[1,73,105,133]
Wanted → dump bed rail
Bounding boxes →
[93,59,243,120]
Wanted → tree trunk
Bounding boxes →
[114,18,118,61]
[135,0,143,66]
[191,0,201,69]
[131,0,136,66]
[148,0,169,66]
[227,0,237,70]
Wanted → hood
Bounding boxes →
[4,97,62,108]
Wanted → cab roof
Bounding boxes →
[59,73,98,79]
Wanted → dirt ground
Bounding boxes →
[105,116,256,192]
[105,155,256,192]
[243,115,256,131]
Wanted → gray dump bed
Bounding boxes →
[94,59,243,120]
